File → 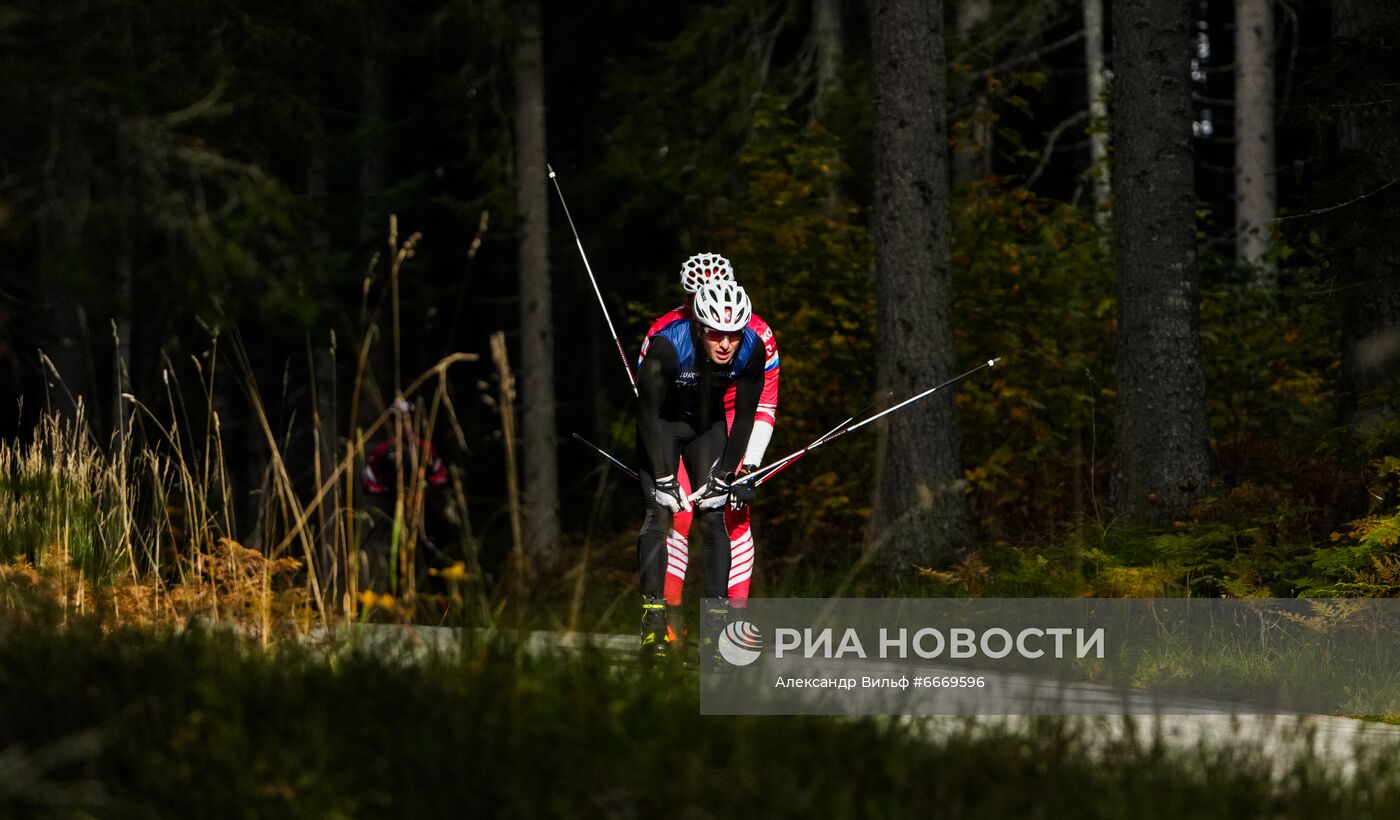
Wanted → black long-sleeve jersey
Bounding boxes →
[636,320,764,479]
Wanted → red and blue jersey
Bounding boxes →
[638,316,761,424]
[641,303,784,467]
[640,305,781,432]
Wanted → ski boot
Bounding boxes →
[639,597,672,664]
[700,599,730,672]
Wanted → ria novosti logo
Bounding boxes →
[717,620,763,666]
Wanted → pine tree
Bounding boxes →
[868,0,972,568]
[1110,0,1213,524]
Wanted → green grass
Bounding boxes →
[0,412,130,585]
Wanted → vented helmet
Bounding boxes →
[692,281,752,332]
[679,253,735,294]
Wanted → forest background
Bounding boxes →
[2,0,1399,626]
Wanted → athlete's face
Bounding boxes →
[702,327,742,365]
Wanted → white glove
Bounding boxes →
[694,472,732,511]
[652,474,689,513]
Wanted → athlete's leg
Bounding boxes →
[636,468,673,600]
[636,419,692,596]
[681,421,732,600]
[662,465,693,606]
[685,421,734,667]
[636,476,673,657]
[725,505,755,606]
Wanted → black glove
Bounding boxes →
[729,465,759,509]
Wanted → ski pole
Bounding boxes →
[547,163,638,397]
[572,413,854,488]
[573,382,920,499]
[731,358,1001,492]
[751,416,851,485]
[685,386,906,499]
[749,390,896,486]
[571,432,638,480]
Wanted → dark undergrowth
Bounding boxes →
[3,586,1400,819]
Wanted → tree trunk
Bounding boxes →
[40,285,90,426]
[812,0,844,122]
[358,17,386,247]
[308,149,341,595]
[34,108,94,428]
[1110,0,1213,525]
[868,0,971,569]
[243,368,272,551]
[951,0,993,186]
[113,209,134,448]
[1333,0,1400,424]
[356,13,393,440]
[311,341,340,596]
[1083,0,1111,223]
[1234,0,1276,282]
[514,0,560,567]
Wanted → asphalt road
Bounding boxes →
[311,622,1400,777]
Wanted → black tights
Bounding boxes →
[637,419,730,599]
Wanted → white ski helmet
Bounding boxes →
[679,253,735,294]
[692,281,752,332]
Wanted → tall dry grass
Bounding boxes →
[1,216,506,636]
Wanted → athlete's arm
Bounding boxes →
[637,306,686,370]
[637,336,680,478]
[744,327,780,465]
[719,352,764,474]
